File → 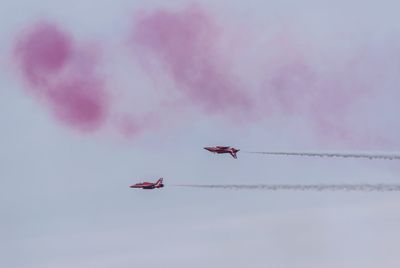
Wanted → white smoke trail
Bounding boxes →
[243,151,400,160]
[175,184,400,191]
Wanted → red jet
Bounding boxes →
[204,146,240,159]
[130,178,164,189]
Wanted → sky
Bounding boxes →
[1,0,400,267]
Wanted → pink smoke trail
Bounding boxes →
[130,6,252,117]
[258,31,393,146]
[14,22,109,132]
[10,5,400,146]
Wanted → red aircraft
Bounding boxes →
[129,178,164,189]
[204,146,240,159]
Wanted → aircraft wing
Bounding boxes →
[131,182,153,187]
[130,184,144,188]
[140,182,154,187]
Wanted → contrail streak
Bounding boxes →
[243,151,400,160]
[175,184,400,191]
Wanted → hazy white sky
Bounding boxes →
[1,1,400,267]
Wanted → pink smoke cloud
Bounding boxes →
[127,5,399,146]
[10,5,400,147]
[14,22,109,132]
[256,31,396,147]
[263,49,357,140]
[130,6,252,117]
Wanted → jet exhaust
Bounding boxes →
[175,184,400,192]
[243,151,400,160]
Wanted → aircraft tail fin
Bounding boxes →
[231,148,240,159]
[156,178,164,186]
